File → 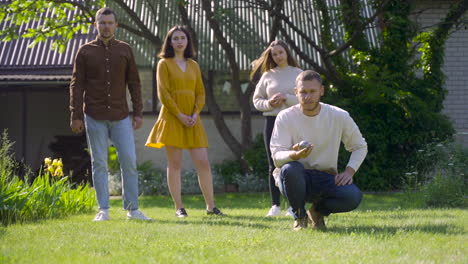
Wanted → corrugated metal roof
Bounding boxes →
[0,0,379,73]
[0,0,157,74]
[0,74,71,81]
[109,0,379,71]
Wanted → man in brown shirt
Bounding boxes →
[70,7,150,221]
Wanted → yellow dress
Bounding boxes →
[145,58,208,149]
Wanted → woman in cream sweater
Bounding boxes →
[252,40,302,217]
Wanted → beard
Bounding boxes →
[303,101,319,111]
[301,101,321,116]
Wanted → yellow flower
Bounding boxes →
[44,157,52,165]
[47,166,55,174]
[57,158,63,167]
[52,159,59,166]
[54,167,64,177]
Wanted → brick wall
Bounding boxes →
[414,1,468,146]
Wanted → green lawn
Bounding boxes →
[1,193,466,263]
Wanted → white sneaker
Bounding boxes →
[285,207,294,217]
[93,210,110,221]
[265,205,281,217]
[127,210,151,220]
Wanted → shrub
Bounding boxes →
[137,160,165,196]
[0,131,95,225]
[234,173,268,193]
[404,140,467,208]
[244,133,269,178]
[213,159,242,185]
[422,172,466,208]
[109,149,225,196]
[214,133,269,189]
[108,147,166,196]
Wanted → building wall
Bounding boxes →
[0,88,73,170]
[0,91,23,158]
[0,86,264,171]
[135,114,264,170]
[414,0,468,145]
[26,89,72,168]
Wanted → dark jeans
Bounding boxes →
[278,161,363,219]
[264,116,281,206]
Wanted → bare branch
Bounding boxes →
[112,0,161,46]
[51,0,97,21]
[273,8,328,55]
[327,0,390,57]
[269,0,283,42]
[144,0,158,18]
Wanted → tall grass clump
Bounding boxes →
[0,131,96,226]
[405,139,467,208]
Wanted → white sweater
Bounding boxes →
[253,66,302,116]
[271,103,367,177]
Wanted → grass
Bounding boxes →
[1,192,466,264]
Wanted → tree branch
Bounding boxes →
[268,0,284,42]
[112,0,161,46]
[51,0,97,22]
[327,0,390,57]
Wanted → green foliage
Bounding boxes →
[108,148,225,195]
[215,133,269,187]
[0,131,95,226]
[422,172,466,208]
[328,1,456,190]
[213,159,242,185]
[107,145,120,174]
[243,133,269,178]
[405,140,467,208]
[0,0,104,52]
[137,160,164,196]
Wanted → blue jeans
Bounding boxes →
[278,161,362,219]
[84,114,139,210]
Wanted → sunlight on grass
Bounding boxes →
[1,193,466,264]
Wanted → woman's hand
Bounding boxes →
[190,113,198,126]
[177,113,195,127]
[269,93,287,108]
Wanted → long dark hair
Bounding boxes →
[250,40,299,80]
[158,26,195,59]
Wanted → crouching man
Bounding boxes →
[270,70,367,231]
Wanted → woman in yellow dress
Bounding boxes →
[146,26,224,217]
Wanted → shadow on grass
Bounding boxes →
[154,217,271,229]
[131,192,429,211]
[325,223,461,235]
[120,192,274,210]
[349,211,460,220]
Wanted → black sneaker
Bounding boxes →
[207,207,225,216]
[176,208,188,218]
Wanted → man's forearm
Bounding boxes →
[272,150,295,168]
